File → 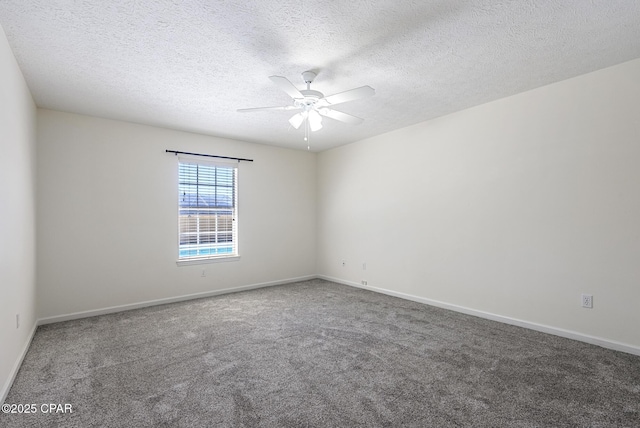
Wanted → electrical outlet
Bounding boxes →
[581,294,593,308]
[201,269,206,277]
[16,314,20,329]
[342,260,346,267]
[362,280,368,286]
[362,262,367,270]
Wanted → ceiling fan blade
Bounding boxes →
[237,105,298,112]
[317,108,364,125]
[318,85,375,106]
[269,76,304,99]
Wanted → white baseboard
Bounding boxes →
[318,275,640,357]
[1,321,38,405]
[38,275,316,325]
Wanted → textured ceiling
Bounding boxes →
[1,1,640,151]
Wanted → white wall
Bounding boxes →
[0,26,37,401]
[317,58,640,350]
[37,110,316,318]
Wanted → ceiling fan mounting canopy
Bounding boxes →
[238,70,375,134]
[301,70,317,84]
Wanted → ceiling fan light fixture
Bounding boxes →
[308,109,323,132]
[289,111,307,129]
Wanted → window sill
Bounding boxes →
[176,255,240,266]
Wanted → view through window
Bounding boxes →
[178,160,238,260]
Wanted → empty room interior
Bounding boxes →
[1,1,640,426]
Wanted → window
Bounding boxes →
[177,159,238,261]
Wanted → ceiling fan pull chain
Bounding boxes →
[304,119,309,148]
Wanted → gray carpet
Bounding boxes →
[2,279,639,427]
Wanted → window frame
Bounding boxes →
[175,156,240,266]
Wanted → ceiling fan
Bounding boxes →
[238,71,375,141]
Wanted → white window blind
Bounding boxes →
[178,160,238,260]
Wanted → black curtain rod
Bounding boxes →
[165,150,253,162]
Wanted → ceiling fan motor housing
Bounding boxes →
[296,89,324,110]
